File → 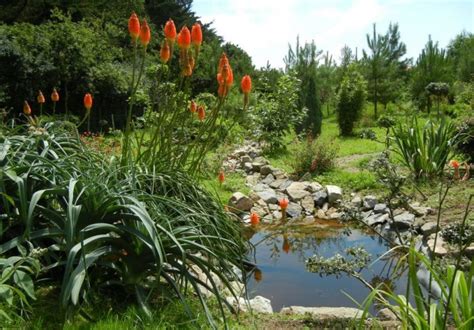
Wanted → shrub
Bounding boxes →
[455,116,474,162]
[392,117,457,179]
[336,69,367,136]
[290,136,338,176]
[254,74,305,152]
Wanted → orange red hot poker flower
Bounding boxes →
[160,40,170,63]
[128,12,140,41]
[164,19,177,43]
[197,105,205,121]
[23,101,31,116]
[37,91,45,104]
[83,93,93,111]
[177,26,191,49]
[51,88,59,102]
[139,19,151,47]
[218,170,225,184]
[250,212,260,226]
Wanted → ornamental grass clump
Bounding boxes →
[392,117,458,179]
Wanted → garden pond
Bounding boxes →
[245,219,409,312]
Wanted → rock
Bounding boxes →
[351,195,362,208]
[260,165,273,176]
[326,185,343,204]
[257,189,278,204]
[299,172,312,182]
[286,182,310,201]
[272,210,282,220]
[316,209,327,219]
[251,162,264,172]
[280,306,362,320]
[269,178,287,189]
[391,212,415,229]
[245,173,260,186]
[321,202,329,212]
[268,203,279,211]
[300,195,315,213]
[234,148,248,157]
[302,216,315,224]
[261,173,275,185]
[373,203,388,214]
[420,221,439,236]
[228,192,253,213]
[364,213,389,227]
[377,308,398,321]
[363,195,378,210]
[253,156,268,165]
[190,265,222,298]
[226,296,273,314]
[241,214,251,224]
[222,281,245,297]
[286,202,303,218]
[241,155,252,164]
[329,212,342,220]
[243,162,253,172]
[312,190,328,207]
[307,182,324,193]
[262,214,273,224]
[272,169,287,180]
[410,204,434,217]
[279,179,293,190]
[249,191,261,202]
[251,205,268,217]
[253,183,269,192]
[427,237,449,257]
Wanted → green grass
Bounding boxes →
[200,172,250,203]
[315,169,380,192]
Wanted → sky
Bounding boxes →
[192,0,473,69]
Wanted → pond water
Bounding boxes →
[245,219,408,313]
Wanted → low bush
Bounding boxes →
[335,68,367,136]
[290,136,338,176]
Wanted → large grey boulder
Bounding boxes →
[228,192,253,213]
[373,203,388,214]
[326,185,343,204]
[286,182,310,201]
[226,295,273,314]
[260,165,273,176]
[300,195,315,213]
[420,222,439,236]
[313,190,328,207]
[280,306,362,320]
[261,173,275,185]
[257,189,278,204]
[364,213,389,227]
[363,195,378,210]
[391,212,415,229]
[286,202,303,218]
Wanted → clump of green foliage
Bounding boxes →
[0,123,247,327]
[290,135,338,176]
[254,74,305,152]
[392,117,457,179]
[335,68,367,136]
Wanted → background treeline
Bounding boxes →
[0,1,472,136]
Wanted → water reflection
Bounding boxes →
[246,220,408,312]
